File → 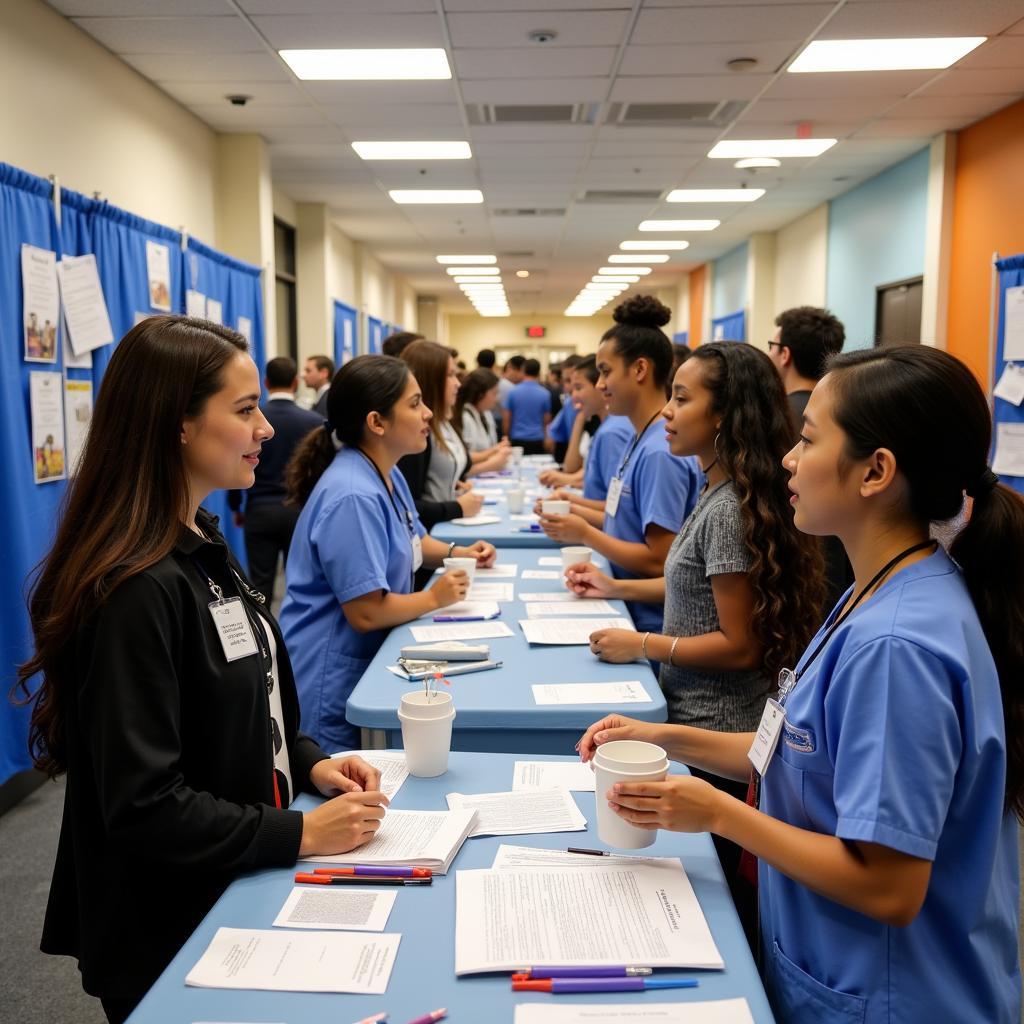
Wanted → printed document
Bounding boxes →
[467,582,515,602]
[491,845,673,871]
[520,618,633,645]
[992,421,1024,477]
[329,749,409,801]
[522,570,561,581]
[518,592,579,602]
[420,600,500,620]
[410,621,514,642]
[514,999,755,1024]
[450,514,501,526]
[472,563,519,578]
[538,557,563,566]
[56,254,114,355]
[301,808,477,874]
[1004,284,1024,361]
[454,862,723,974]
[447,789,586,837]
[185,927,400,993]
[272,886,396,931]
[525,600,617,618]
[512,760,596,792]
[532,681,652,705]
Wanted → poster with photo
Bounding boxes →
[145,239,172,311]
[57,254,114,356]
[64,379,93,476]
[30,371,66,483]
[22,244,59,363]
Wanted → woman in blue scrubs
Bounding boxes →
[538,295,701,633]
[577,345,1023,1023]
[281,355,496,752]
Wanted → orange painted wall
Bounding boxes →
[689,264,706,345]
[947,97,1024,384]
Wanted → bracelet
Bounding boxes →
[668,635,680,667]
[641,631,651,659]
[445,541,457,559]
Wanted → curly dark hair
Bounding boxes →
[601,294,673,388]
[693,343,826,679]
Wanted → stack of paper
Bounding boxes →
[532,680,652,705]
[467,581,515,602]
[301,808,477,875]
[512,760,596,792]
[329,749,409,801]
[446,788,586,837]
[420,600,501,620]
[491,845,671,870]
[519,617,633,645]
[273,886,396,931]
[473,563,519,578]
[524,600,617,618]
[514,1001,756,1024]
[454,861,723,975]
[410,621,514,642]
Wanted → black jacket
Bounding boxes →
[41,509,327,1002]
[397,433,469,530]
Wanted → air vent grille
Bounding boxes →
[492,208,566,217]
[579,189,663,203]
[467,103,599,125]
[605,100,746,127]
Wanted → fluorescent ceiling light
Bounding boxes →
[608,254,669,264]
[592,275,639,283]
[280,48,452,81]
[565,310,596,317]
[479,311,510,317]
[353,141,470,161]
[447,267,500,276]
[437,254,496,264]
[666,188,764,203]
[620,240,690,251]
[708,139,836,159]
[788,37,985,73]
[639,220,720,231]
[389,190,483,204]
[600,266,651,275]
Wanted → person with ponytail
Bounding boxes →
[281,354,495,752]
[577,345,1023,1023]
[16,318,386,1024]
[538,295,701,634]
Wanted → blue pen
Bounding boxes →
[514,978,698,993]
[512,966,652,979]
[517,524,543,532]
[433,612,500,622]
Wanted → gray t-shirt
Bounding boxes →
[659,480,772,731]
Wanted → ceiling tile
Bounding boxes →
[121,52,290,82]
[919,67,1024,95]
[474,141,591,157]
[460,78,607,104]
[764,70,936,98]
[724,118,862,137]
[619,40,797,77]
[447,10,629,48]
[260,122,353,144]
[321,103,465,129]
[156,80,306,106]
[251,13,444,49]
[454,46,617,78]
[443,0,627,9]
[609,74,772,102]
[70,16,260,54]
[591,139,711,157]
[51,0,225,11]
[886,92,1022,119]
[1009,16,1024,31]
[742,95,901,120]
[242,0,435,11]
[372,165,482,188]
[820,0,1024,37]
[959,35,1024,69]
[471,124,599,143]
[854,118,969,138]
[302,81,459,105]
[632,5,834,44]
[187,103,328,129]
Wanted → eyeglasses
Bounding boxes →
[766,340,784,351]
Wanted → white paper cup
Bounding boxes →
[398,691,456,777]
[561,545,593,570]
[443,556,476,583]
[542,499,571,516]
[593,740,669,849]
[507,488,526,513]
[510,446,524,465]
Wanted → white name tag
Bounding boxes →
[748,698,785,776]
[208,598,258,662]
[605,476,623,518]
[411,533,423,572]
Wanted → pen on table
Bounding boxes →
[314,866,432,879]
[433,614,493,622]
[404,1008,447,1024]
[513,978,698,993]
[512,966,653,979]
[566,847,610,857]
[293,872,431,886]
[350,1014,388,1024]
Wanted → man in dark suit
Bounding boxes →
[229,357,324,601]
[302,354,334,418]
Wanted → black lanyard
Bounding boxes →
[616,409,661,478]
[356,448,415,540]
[779,539,936,702]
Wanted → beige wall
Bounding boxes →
[773,204,829,314]
[0,0,217,241]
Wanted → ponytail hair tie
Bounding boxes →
[966,467,999,499]
[322,419,342,451]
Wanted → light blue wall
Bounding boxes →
[711,242,748,318]
[826,147,929,349]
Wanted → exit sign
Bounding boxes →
[525,325,546,338]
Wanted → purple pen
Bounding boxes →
[514,978,698,993]
[512,966,652,979]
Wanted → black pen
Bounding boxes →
[567,847,610,857]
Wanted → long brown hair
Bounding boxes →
[15,316,248,778]
[401,339,453,452]
[691,343,826,679]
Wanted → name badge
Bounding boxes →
[208,598,259,662]
[748,697,785,776]
[411,533,424,572]
[605,476,623,518]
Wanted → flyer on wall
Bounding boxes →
[56,253,114,356]
[22,244,59,364]
[64,379,93,476]
[145,239,171,311]
[30,371,66,484]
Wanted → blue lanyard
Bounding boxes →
[616,410,660,478]
[356,448,415,540]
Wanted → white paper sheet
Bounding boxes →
[525,600,617,618]
[22,244,59,363]
[273,886,396,932]
[518,592,578,602]
[992,421,1024,477]
[185,927,400,993]
[410,621,514,642]
[538,556,563,566]
[447,789,586,837]
[237,315,252,343]
[63,379,93,476]
[1004,284,1024,361]
[467,582,515,602]
[532,681,653,705]
[521,570,561,581]
[455,862,723,974]
[186,289,207,318]
[329,750,409,801]
[491,845,671,871]
[206,298,223,324]
[510,514,539,522]
[422,600,500,620]
[514,999,755,1024]
[450,514,502,526]
[994,363,1024,406]
[56,254,114,355]
[145,239,171,311]
[30,371,66,483]
[472,563,519,578]
[513,761,596,792]
[520,618,633,645]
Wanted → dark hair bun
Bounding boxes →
[613,294,671,329]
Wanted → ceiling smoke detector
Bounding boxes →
[727,58,759,73]
[528,29,558,44]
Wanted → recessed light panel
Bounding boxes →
[280,48,452,80]
[608,254,669,264]
[437,255,496,264]
[708,139,835,158]
[638,220,720,231]
[447,267,500,276]
[620,240,690,250]
[390,190,483,204]
[599,267,651,275]
[353,142,470,160]
[788,37,985,73]
[666,188,764,203]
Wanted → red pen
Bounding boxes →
[294,873,431,886]
[314,866,432,879]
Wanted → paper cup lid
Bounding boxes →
[400,691,454,719]
[593,740,667,772]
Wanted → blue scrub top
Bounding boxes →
[583,415,633,500]
[547,399,578,443]
[280,446,427,753]
[760,548,1020,1024]
[602,421,700,632]
[506,379,551,440]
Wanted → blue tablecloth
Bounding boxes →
[346,549,667,753]
[126,751,775,1024]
